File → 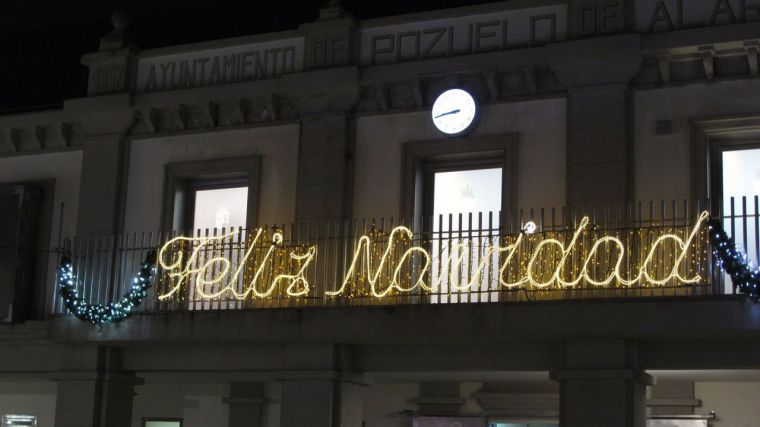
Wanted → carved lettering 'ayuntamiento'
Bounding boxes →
[143,46,298,92]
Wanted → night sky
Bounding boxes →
[0,0,496,112]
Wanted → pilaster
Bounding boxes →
[548,34,641,208]
[224,383,266,427]
[279,375,366,427]
[53,345,142,427]
[295,112,353,223]
[551,339,652,427]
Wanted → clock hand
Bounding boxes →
[433,109,461,119]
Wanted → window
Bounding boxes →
[720,147,760,285]
[160,157,259,310]
[0,181,53,322]
[694,116,760,294]
[162,156,260,233]
[143,418,182,427]
[402,133,517,302]
[432,167,502,303]
[1,415,37,426]
[191,185,249,233]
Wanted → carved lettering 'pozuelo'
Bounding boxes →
[366,14,557,65]
[156,212,710,302]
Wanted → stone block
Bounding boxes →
[298,150,346,186]
[568,126,627,165]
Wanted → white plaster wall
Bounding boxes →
[633,80,760,203]
[694,381,760,427]
[131,382,229,427]
[362,382,419,427]
[123,124,300,233]
[0,381,57,426]
[0,151,82,247]
[353,98,566,220]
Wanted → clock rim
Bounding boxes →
[430,87,480,138]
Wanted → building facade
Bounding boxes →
[2,0,760,426]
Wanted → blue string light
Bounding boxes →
[58,250,157,326]
[707,219,760,302]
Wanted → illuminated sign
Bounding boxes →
[156,212,710,302]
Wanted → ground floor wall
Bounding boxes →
[131,382,230,427]
[2,378,759,426]
[696,382,760,427]
[0,381,56,426]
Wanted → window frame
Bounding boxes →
[0,179,55,321]
[691,114,760,212]
[161,156,261,233]
[709,137,760,215]
[401,133,518,232]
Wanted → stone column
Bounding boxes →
[279,376,365,427]
[548,34,641,208]
[550,339,652,427]
[75,11,139,236]
[295,4,358,224]
[295,113,353,223]
[224,383,266,427]
[53,345,142,427]
[75,133,130,236]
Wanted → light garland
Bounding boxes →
[58,250,156,326]
[328,226,432,298]
[157,228,317,301]
[155,213,712,302]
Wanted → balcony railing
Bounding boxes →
[48,198,760,316]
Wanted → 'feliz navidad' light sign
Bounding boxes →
[61,210,760,326]
[154,211,711,301]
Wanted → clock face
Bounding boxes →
[431,88,478,135]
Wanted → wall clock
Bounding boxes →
[431,88,479,136]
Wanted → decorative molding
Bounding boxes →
[34,126,46,150]
[484,67,499,99]
[222,397,266,405]
[177,105,189,130]
[698,45,716,80]
[474,392,559,417]
[9,128,22,152]
[409,78,424,108]
[746,41,760,76]
[647,398,702,407]
[656,53,671,84]
[58,123,73,147]
[374,82,389,111]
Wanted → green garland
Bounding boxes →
[708,218,760,301]
[58,250,156,326]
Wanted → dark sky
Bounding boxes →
[0,0,497,112]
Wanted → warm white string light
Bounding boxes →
[156,212,711,302]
